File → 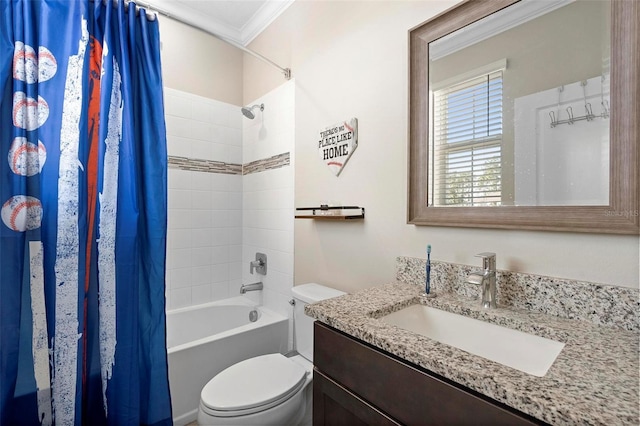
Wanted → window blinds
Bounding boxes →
[431,70,503,206]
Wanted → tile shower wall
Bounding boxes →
[242,81,295,319]
[164,88,243,310]
[164,82,295,313]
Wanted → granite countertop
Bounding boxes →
[306,281,639,425]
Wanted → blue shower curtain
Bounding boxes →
[0,0,172,424]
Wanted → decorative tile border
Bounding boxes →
[168,152,290,176]
[242,152,290,175]
[396,256,639,331]
[168,156,242,175]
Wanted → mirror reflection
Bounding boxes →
[428,0,610,207]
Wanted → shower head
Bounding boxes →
[241,103,264,119]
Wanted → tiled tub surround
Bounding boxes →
[164,82,294,312]
[306,257,639,425]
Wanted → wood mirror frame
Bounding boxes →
[408,0,639,234]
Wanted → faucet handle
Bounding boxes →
[250,252,267,275]
[474,252,496,270]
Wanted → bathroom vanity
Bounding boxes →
[307,258,639,425]
[313,322,539,425]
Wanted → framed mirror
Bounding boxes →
[408,0,638,234]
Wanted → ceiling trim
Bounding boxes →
[429,0,574,61]
[146,0,293,47]
[241,0,294,46]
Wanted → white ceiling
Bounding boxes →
[148,0,294,46]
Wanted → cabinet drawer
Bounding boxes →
[314,322,541,425]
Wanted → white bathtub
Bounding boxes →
[167,297,289,425]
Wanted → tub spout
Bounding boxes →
[240,282,263,294]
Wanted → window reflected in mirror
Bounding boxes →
[427,0,610,207]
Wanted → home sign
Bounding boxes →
[318,118,358,176]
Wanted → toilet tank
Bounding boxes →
[291,283,346,361]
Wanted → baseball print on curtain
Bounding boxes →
[0,0,172,424]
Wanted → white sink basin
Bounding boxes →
[380,305,564,377]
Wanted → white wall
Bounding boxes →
[245,0,639,292]
[241,82,296,317]
[164,88,244,310]
[159,15,243,105]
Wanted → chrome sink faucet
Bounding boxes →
[466,252,497,309]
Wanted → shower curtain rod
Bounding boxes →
[132,0,292,80]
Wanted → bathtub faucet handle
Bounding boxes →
[250,253,267,275]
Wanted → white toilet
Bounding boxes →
[197,283,346,425]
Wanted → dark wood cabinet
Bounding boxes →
[313,322,544,426]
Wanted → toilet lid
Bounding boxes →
[201,353,307,413]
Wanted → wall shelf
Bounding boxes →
[295,206,365,220]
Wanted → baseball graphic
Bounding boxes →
[8,137,47,176]
[12,42,57,83]
[13,92,49,131]
[38,46,57,82]
[1,195,43,232]
[12,41,28,82]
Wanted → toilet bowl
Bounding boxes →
[197,283,345,426]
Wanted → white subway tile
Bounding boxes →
[210,173,228,191]
[211,264,229,283]
[211,191,230,209]
[211,210,228,228]
[168,189,192,210]
[191,228,213,248]
[191,140,212,161]
[228,227,242,245]
[170,267,192,289]
[192,247,213,267]
[211,142,227,162]
[213,281,231,301]
[228,209,242,228]
[211,228,229,246]
[211,101,229,127]
[228,192,242,210]
[190,171,211,191]
[211,246,229,265]
[192,265,212,286]
[167,229,191,250]
[227,279,242,297]
[228,262,242,281]
[168,169,191,190]
[191,121,212,142]
[228,245,242,262]
[210,125,225,144]
[167,209,192,230]
[191,284,212,304]
[228,145,242,164]
[167,248,192,269]
[166,135,191,158]
[191,210,212,229]
[227,175,243,192]
[191,101,213,123]
[191,191,212,210]
[170,287,192,309]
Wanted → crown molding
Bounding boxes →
[430,0,574,61]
